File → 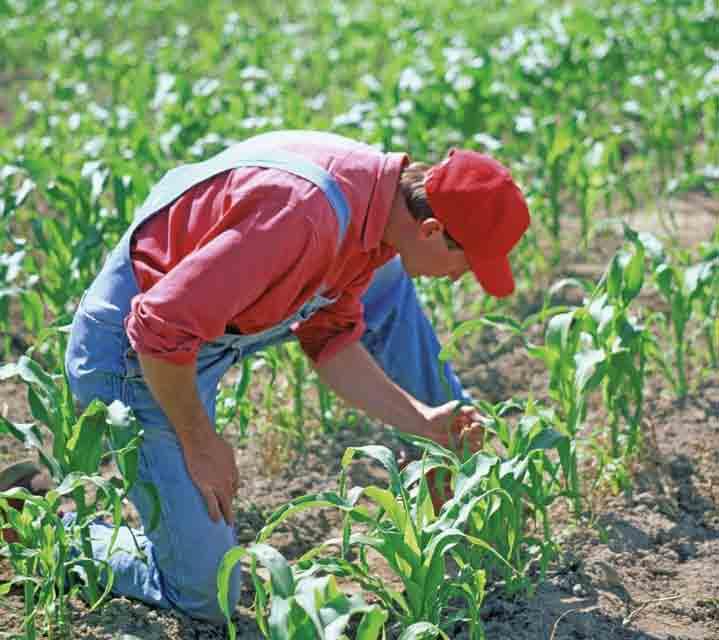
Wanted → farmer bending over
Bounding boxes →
[1,130,529,622]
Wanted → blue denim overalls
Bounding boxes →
[64,134,469,622]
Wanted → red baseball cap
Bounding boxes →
[425,149,530,297]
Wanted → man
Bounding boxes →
[1,130,529,622]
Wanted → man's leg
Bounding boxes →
[61,419,241,623]
[360,256,472,407]
[64,325,243,623]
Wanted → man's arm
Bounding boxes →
[313,340,481,449]
[137,353,239,526]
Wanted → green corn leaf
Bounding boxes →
[548,278,590,298]
[527,427,567,453]
[20,289,45,334]
[106,400,141,484]
[258,491,357,542]
[398,622,447,640]
[635,231,664,262]
[293,575,333,637]
[27,384,55,432]
[342,446,402,496]
[555,437,573,482]
[0,415,44,450]
[574,347,606,393]
[401,458,446,491]
[423,528,465,603]
[347,531,420,587]
[545,311,576,357]
[113,174,128,222]
[267,596,295,639]
[355,607,389,640]
[499,456,529,481]
[622,245,645,304]
[547,126,572,166]
[234,357,253,399]
[13,177,35,208]
[606,253,623,300]
[454,453,498,501]
[395,433,459,467]
[363,486,409,534]
[17,356,63,426]
[248,543,295,599]
[465,532,519,576]
[217,547,247,638]
[0,486,49,506]
[685,258,718,300]
[65,400,108,473]
[655,263,675,299]
[67,557,115,611]
[431,493,486,534]
[525,342,555,368]
[44,218,72,264]
[671,290,687,338]
[51,472,100,499]
[438,319,486,361]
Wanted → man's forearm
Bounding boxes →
[313,341,430,437]
[136,352,214,447]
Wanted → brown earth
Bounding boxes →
[1,195,718,639]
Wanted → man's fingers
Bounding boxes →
[201,487,222,523]
[218,488,235,527]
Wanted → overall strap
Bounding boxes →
[134,147,351,248]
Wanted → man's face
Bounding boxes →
[399,218,471,281]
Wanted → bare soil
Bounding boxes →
[1,195,718,639]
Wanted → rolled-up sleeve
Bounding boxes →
[293,268,374,364]
[126,195,332,365]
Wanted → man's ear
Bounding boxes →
[419,217,445,239]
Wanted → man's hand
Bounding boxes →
[422,401,485,456]
[183,431,239,526]
[136,352,240,526]
[415,401,485,512]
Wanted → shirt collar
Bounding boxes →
[362,151,409,251]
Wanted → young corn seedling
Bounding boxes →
[437,310,581,520]
[218,542,388,640]
[649,245,719,399]
[572,225,653,490]
[0,333,144,637]
[1,473,118,640]
[697,247,719,370]
[216,357,254,442]
[458,398,568,593]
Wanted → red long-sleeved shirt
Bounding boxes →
[125,132,408,365]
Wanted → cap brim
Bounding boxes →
[468,253,515,297]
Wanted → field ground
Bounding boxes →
[1,195,717,639]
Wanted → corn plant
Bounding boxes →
[215,357,254,442]
[697,246,719,370]
[243,433,570,638]
[570,226,653,490]
[1,473,117,640]
[457,398,568,592]
[641,238,719,399]
[0,332,145,638]
[218,542,388,640]
[230,444,488,637]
